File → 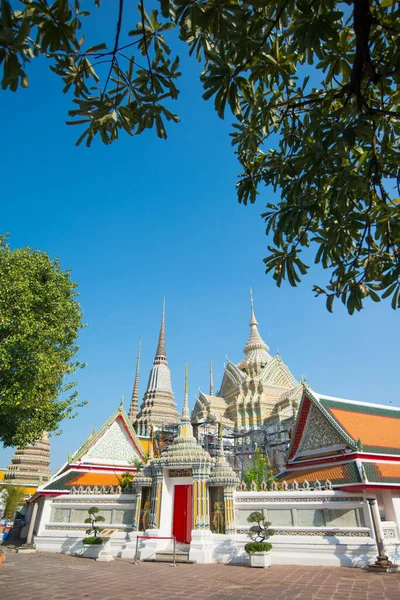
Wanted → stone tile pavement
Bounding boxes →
[1,551,399,600]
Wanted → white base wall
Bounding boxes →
[34,530,140,559]
[34,529,379,568]
[205,533,378,568]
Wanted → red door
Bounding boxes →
[172,485,192,544]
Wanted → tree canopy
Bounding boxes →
[0,236,85,448]
[0,484,25,519]
[1,0,399,313]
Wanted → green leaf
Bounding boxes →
[85,43,107,54]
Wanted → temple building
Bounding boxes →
[20,297,400,568]
[192,291,302,433]
[3,432,51,497]
[191,291,302,470]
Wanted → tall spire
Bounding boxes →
[182,362,190,421]
[129,338,141,422]
[154,298,167,364]
[209,357,214,396]
[238,288,271,374]
[134,298,180,436]
[178,363,194,438]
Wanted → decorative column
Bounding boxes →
[223,485,236,535]
[132,469,152,532]
[208,428,240,536]
[367,497,398,572]
[133,490,142,531]
[193,464,211,529]
[149,471,163,530]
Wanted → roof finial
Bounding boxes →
[249,287,258,326]
[209,357,214,396]
[154,298,167,364]
[119,394,124,411]
[129,338,141,422]
[182,362,190,421]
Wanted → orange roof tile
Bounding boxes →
[278,462,361,486]
[362,462,400,483]
[328,407,400,453]
[66,472,122,487]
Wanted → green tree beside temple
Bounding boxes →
[243,448,276,491]
[0,484,25,520]
[0,235,86,448]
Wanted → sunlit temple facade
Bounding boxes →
[18,293,400,569]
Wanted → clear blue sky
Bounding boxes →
[0,4,398,472]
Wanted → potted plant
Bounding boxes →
[244,511,274,568]
[82,507,105,559]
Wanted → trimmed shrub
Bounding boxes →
[83,536,104,545]
[245,542,272,554]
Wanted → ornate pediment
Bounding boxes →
[259,356,297,389]
[83,419,143,466]
[219,362,243,396]
[298,404,347,454]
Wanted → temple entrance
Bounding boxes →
[172,485,192,544]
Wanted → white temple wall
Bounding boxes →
[34,493,139,558]
[32,488,400,567]
[229,489,379,568]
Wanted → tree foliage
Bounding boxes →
[84,506,105,539]
[0,235,85,448]
[0,484,26,519]
[243,448,275,491]
[1,0,400,311]
[245,510,274,553]
[117,470,134,490]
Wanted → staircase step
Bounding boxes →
[144,551,195,564]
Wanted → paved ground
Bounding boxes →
[1,551,400,600]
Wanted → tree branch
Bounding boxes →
[101,0,124,101]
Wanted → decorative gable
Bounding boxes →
[298,404,348,453]
[82,419,142,466]
[260,357,297,390]
[269,367,294,389]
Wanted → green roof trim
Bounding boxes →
[362,445,400,456]
[45,470,81,491]
[362,462,400,484]
[277,461,362,486]
[320,399,400,419]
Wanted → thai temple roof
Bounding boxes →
[277,384,400,488]
[310,391,400,456]
[71,403,145,465]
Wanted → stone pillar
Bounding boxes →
[149,475,163,529]
[367,497,395,571]
[26,502,39,545]
[133,490,142,531]
[223,486,235,535]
